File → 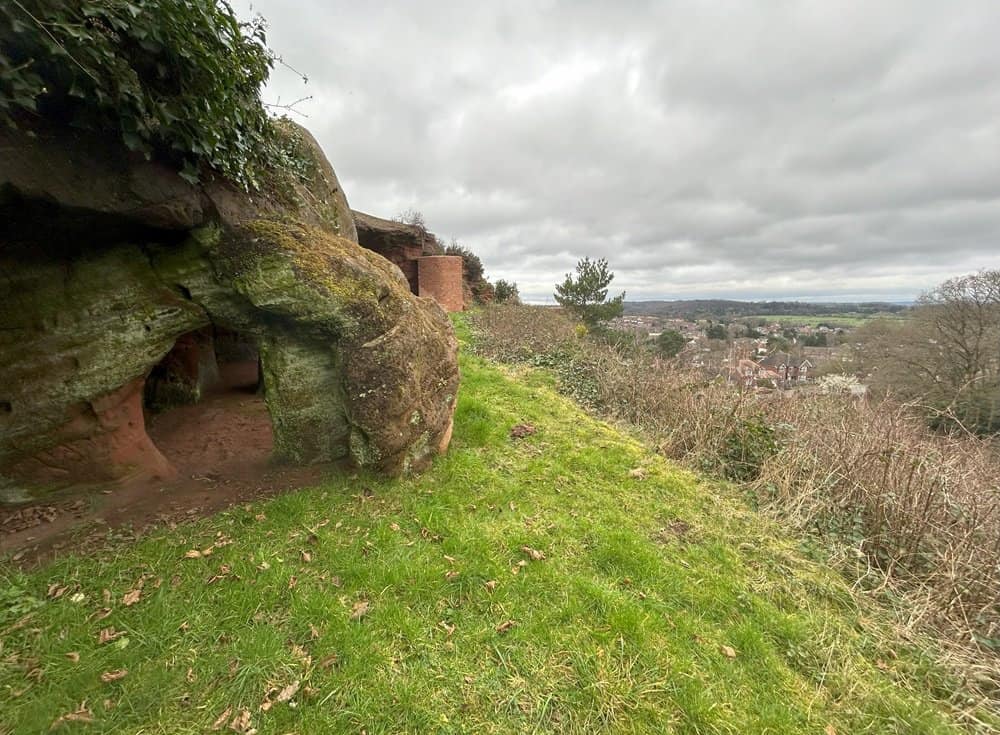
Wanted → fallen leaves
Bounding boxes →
[484,580,498,592]
[720,645,737,659]
[259,679,300,712]
[510,423,536,439]
[825,726,838,735]
[349,600,370,621]
[100,669,128,683]
[97,627,125,645]
[51,701,93,727]
[319,652,339,670]
[65,652,80,663]
[122,588,141,607]
[520,546,546,561]
[496,619,516,634]
[207,564,234,585]
[121,575,150,607]
[87,607,112,622]
[438,620,456,636]
[628,467,647,480]
[228,708,255,733]
[212,707,232,730]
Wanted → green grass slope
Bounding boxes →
[0,344,984,733]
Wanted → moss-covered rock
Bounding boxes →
[0,123,458,500]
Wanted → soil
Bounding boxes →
[0,361,338,564]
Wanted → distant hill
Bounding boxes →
[624,299,910,320]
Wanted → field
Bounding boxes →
[0,324,988,733]
[740,313,907,328]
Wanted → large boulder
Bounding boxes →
[0,123,458,502]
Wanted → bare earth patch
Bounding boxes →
[1,364,335,563]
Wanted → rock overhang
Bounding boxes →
[0,122,459,501]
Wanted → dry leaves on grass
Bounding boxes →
[65,652,80,663]
[510,423,536,439]
[720,645,737,659]
[439,620,456,636]
[51,701,93,727]
[484,580,498,592]
[228,708,255,733]
[261,680,300,711]
[628,467,647,480]
[349,600,370,621]
[211,707,232,731]
[206,564,234,585]
[122,588,141,607]
[496,620,516,634]
[520,546,546,561]
[319,653,339,670]
[100,669,127,683]
[97,627,125,645]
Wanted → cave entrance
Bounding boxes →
[142,326,273,481]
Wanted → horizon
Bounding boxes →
[527,295,918,306]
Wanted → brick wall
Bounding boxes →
[418,256,464,312]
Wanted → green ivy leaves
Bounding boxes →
[0,0,286,191]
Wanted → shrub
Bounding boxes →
[718,416,779,482]
[493,279,520,304]
[444,242,485,284]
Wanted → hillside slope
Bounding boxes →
[0,344,988,733]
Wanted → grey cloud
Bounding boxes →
[239,0,1000,302]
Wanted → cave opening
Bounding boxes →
[142,326,273,481]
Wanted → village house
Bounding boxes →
[759,351,814,384]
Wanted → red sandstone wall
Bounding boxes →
[418,256,464,312]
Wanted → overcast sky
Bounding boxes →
[238,1,1000,303]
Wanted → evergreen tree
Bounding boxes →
[553,257,624,327]
[494,279,521,304]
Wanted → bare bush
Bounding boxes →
[469,304,1000,695]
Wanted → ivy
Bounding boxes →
[0,0,287,191]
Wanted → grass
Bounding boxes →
[0,327,990,733]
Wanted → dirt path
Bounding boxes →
[1,362,336,563]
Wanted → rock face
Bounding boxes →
[0,123,458,502]
[352,210,434,293]
[352,210,465,313]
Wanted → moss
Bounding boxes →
[237,218,407,342]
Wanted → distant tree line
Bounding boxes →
[624,299,908,321]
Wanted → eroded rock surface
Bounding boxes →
[0,123,458,502]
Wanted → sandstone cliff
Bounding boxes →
[0,122,458,502]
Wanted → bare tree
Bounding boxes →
[861,270,1000,433]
